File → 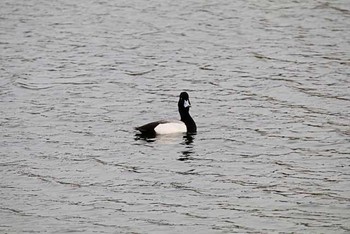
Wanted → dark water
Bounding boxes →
[1,0,349,233]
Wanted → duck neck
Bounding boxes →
[180,111,197,133]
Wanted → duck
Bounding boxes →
[135,92,197,136]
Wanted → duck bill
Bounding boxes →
[184,100,191,108]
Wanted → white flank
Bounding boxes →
[154,122,187,134]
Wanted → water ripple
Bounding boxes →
[1,0,349,233]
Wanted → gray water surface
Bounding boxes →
[1,0,350,233]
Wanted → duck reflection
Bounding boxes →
[183,133,195,145]
[134,132,157,142]
[134,132,196,143]
[178,133,196,161]
[134,132,196,161]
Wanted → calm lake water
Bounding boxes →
[1,0,349,233]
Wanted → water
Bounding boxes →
[1,0,349,233]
